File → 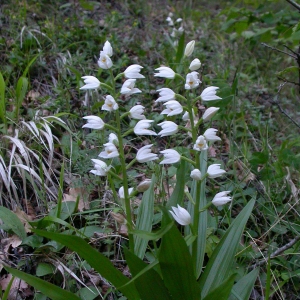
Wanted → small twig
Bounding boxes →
[283,44,299,57]
[250,236,300,269]
[271,83,300,129]
[286,0,300,11]
[261,43,297,59]
[272,100,300,129]
[277,77,300,86]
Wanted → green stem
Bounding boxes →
[120,111,131,120]
[107,169,123,181]
[180,155,196,167]
[178,125,192,133]
[115,109,134,252]
[100,83,114,92]
[175,93,188,103]
[105,123,118,132]
[109,69,115,91]
[122,128,134,138]
[114,73,124,82]
[126,158,137,170]
[175,73,185,82]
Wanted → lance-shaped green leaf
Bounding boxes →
[229,268,259,300]
[33,229,139,300]
[15,76,28,122]
[166,159,188,209]
[124,248,172,300]
[203,274,237,300]
[199,199,255,298]
[5,266,81,300]
[158,210,201,300]
[134,175,155,259]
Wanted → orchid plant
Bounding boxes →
[6,39,258,300]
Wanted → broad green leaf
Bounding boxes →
[229,268,259,300]
[77,286,99,300]
[49,201,77,221]
[33,229,139,300]
[36,263,55,277]
[5,266,81,300]
[166,159,188,209]
[199,199,255,298]
[0,206,27,240]
[158,211,201,300]
[134,175,155,259]
[124,248,172,300]
[203,274,236,300]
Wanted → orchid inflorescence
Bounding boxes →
[80,40,232,237]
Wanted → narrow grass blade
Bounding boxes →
[131,220,173,240]
[229,268,259,300]
[199,199,255,298]
[4,266,80,300]
[158,211,201,300]
[134,175,155,259]
[1,275,15,300]
[33,229,140,300]
[0,206,27,240]
[124,248,172,300]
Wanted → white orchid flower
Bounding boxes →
[157,121,178,137]
[129,105,146,120]
[161,100,183,116]
[160,149,181,164]
[200,86,222,101]
[102,95,118,111]
[202,107,219,122]
[207,164,226,178]
[154,66,175,79]
[169,205,191,225]
[189,58,201,71]
[190,169,202,180]
[193,135,208,151]
[124,65,145,79]
[120,79,142,95]
[99,143,119,159]
[203,128,221,142]
[136,144,158,163]
[185,71,201,90]
[98,51,113,69]
[80,76,100,90]
[134,120,157,136]
[102,41,113,57]
[82,116,105,130]
[184,40,195,57]
[118,186,134,199]
[156,88,175,103]
[90,159,110,176]
[212,191,232,207]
